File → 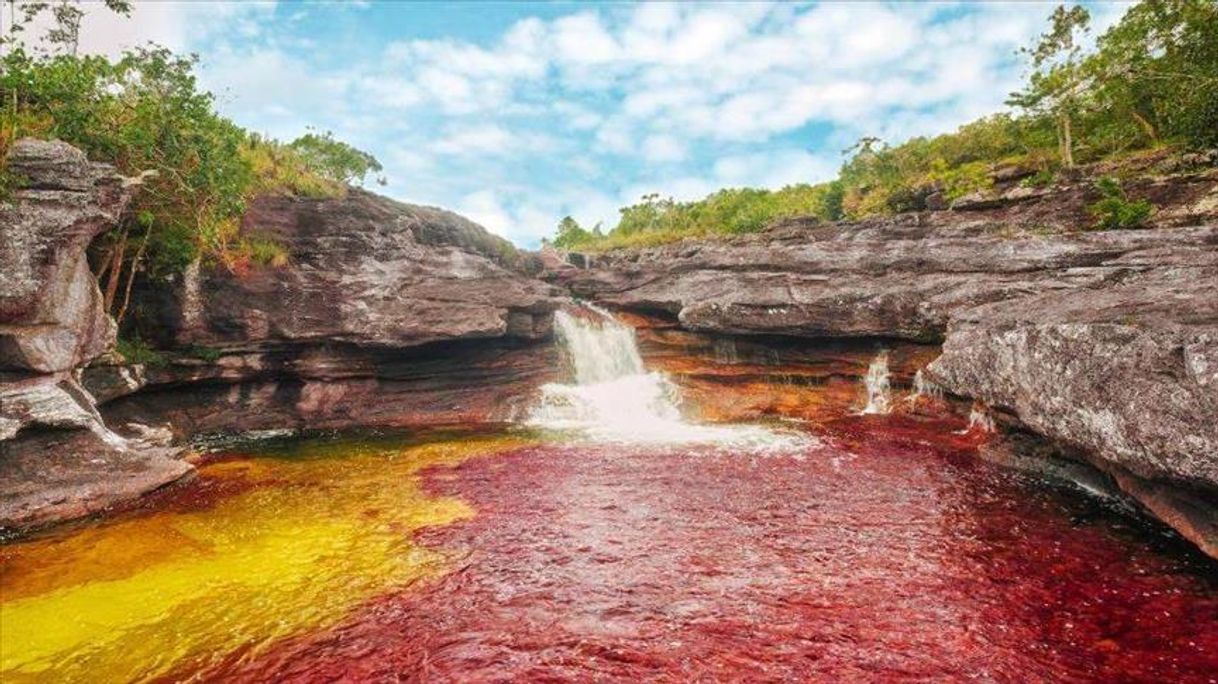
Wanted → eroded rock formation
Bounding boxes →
[556,170,1218,557]
[2,138,1215,559]
[1,140,562,532]
[106,188,565,439]
[0,140,190,531]
[157,192,558,350]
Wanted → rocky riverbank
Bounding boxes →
[551,162,1218,558]
[2,138,1215,559]
[0,139,561,532]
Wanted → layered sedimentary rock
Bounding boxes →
[1,140,562,531]
[0,140,189,531]
[0,140,127,373]
[556,173,1218,556]
[154,192,555,349]
[928,261,1218,556]
[111,189,564,437]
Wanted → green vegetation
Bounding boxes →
[553,0,1218,251]
[287,129,385,187]
[0,0,382,326]
[1088,177,1154,229]
[115,336,167,367]
[182,344,224,363]
[553,183,845,251]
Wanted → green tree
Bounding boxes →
[1090,0,1218,149]
[287,129,385,186]
[1007,5,1092,168]
[552,215,593,248]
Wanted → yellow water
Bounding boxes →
[0,431,531,683]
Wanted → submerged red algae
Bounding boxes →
[0,432,532,682]
[203,418,1218,683]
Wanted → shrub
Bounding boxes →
[1088,177,1154,230]
[1021,169,1056,188]
[182,345,223,363]
[115,337,167,367]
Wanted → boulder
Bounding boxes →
[0,140,190,533]
[0,139,133,373]
[0,375,192,532]
[927,265,1218,489]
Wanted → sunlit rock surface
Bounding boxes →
[150,191,561,349]
[0,140,189,532]
[104,190,568,440]
[0,139,130,373]
[556,192,1218,556]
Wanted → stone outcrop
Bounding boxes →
[0,140,128,373]
[556,217,1217,343]
[1,140,563,533]
[927,260,1218,557]
[107,188,565,440]
[556,176,1218,557]
[152,191,558,350]
[0,375,189,531]
[0,139,190,533]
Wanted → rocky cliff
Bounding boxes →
[100,188,564,439]
[0,140,189,531]
[0,140,561,533]
[555,167,1218,557]
[3,138,1216,560]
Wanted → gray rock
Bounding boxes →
[152,191,563,350]
[556,215,1218,556]
[557,220,1218,343]
[0,140,189,533]
[927,267,1218,489]
[0,139,131,373]
[0,374,191,532]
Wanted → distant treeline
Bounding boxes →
[551,0,1218,251]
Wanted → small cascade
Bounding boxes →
[958,402,997,434]
[908,369,944,403]
[860,351,892,415]
[526,306,803,449]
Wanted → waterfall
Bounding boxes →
[860,351,892,415]
[909,369,944,403]
[525,306,803,449]
[961,402,997,434]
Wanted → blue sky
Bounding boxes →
[67,1,1130,247]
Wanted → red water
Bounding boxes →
[201,417,1218,682]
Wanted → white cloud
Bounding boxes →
[39,0,1132,247]
[19,1,277,57]
[641,134,686,163]
[456,190,514,237]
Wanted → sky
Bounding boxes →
[49,1,1130,247]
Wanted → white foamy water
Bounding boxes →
[861,351,892,415]
[959,402,997,434]
[908,368,944,405]
[525,306,806,449]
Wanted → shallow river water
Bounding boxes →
[2,419,1216,683]
[4,309,1218,681]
